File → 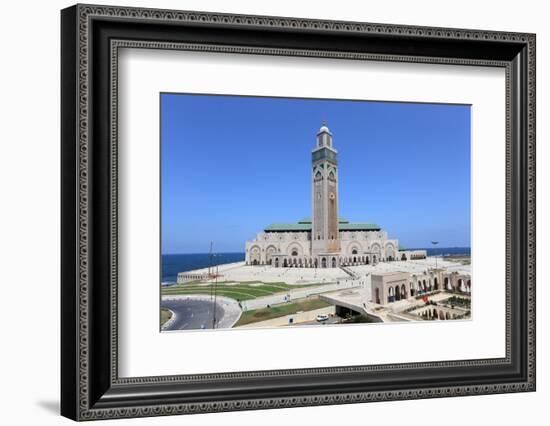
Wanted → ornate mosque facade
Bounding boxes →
[245,124,427,268]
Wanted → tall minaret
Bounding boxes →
[311,123,340,256]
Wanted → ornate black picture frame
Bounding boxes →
[61,4,536,421]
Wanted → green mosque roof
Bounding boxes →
[297,217,350,224]
[265,219,380,232]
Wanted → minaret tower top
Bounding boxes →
[316,122,334,149]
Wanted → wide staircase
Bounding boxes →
[340,266,360,279]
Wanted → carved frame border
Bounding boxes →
[61,3,536,421]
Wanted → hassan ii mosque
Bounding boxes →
[245,123,427,268]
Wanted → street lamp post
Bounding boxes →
[431,241,439,269]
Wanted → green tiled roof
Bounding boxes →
[264,219,380,232]
[264,223,311,232]
[338,222,380,231]
[297,217,349,224]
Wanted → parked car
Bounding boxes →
[316,314,330,322]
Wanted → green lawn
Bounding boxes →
[160,308,172,326]
[161,281,326,302]
[235,298,332,326]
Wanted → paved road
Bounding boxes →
[161,298,225,331]
[296,316,343,326]
[161,295,242,331]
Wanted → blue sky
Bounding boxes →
[161,93,471,254]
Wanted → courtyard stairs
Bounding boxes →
[340,266,360,279]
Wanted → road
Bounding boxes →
[161,295,242,331]
[161,298,224,331]
[240,279,363,311]
[296,316,342,326]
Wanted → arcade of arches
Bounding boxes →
[371,271,472,306]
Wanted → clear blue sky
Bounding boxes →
[161,93,470,254]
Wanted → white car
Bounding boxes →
[316,314,330,322]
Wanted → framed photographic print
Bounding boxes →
[61,4,536,421]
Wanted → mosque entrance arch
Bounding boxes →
[332,257,337,268]
[322,257,327,268]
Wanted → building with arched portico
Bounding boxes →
[245,123,426,268]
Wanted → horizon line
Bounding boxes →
[163,246,472,256]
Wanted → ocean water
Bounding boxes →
[162,252,245,283]
[161,247,470,283]
[423,247,470,257]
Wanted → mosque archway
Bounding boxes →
[322,257,327,268]
[375,288,380,304]
[332,257,337,268]
[395,285,401,301]
[385,244,395,261]
[265,245,277,266]
[283,259,288,267]
[249,245,261,266]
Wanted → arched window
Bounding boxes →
[291,250,298,256]
[352,249,358,255]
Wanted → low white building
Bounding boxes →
[245,123,426,268]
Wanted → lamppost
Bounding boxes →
[212,264,219,329]
[431,241,439,269]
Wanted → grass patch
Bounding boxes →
[160,308,172,326]
[161,280,330,301]
[235,298,332,326]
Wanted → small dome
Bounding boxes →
[318,122,331,134]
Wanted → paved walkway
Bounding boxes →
[240,279,363,311]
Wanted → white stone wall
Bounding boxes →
[245,232,312,265]
[245,230,410,267]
